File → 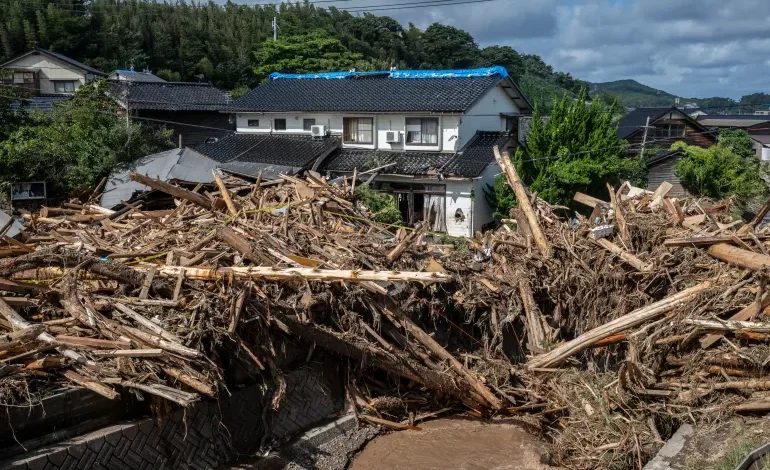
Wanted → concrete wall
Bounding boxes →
[444,179,475,237]
[471,163,500,232]
[236,112,461,152]
[0,361,344,470]
[459,84,520,148]
[2,52,89,95]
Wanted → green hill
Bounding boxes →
[589,80,676,107]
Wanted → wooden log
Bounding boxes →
[493,146,552,258]
[665,235,770,247]
[518,279,553,353]
[0,324,45,345]
[215,226,270,265]
[595,238,652,272]
[607,183,632,248]
[91,349,163,357]
[685,318,770,332]
[700,293,770,349]
[130,173,213,210]
[141,265,451,284]
[55,335,131,349]
[63,370,120,400]
[162,366,216,397]
[385,222,427,266]
[212,170,238,217]
[25,357,68,370]
[112,302,185,344]
[708,244,770,271]
[382,305,503,410]
[527,281,712,369]
[120,324,200,358]
[735,401,770,412]
[271,313,482,408]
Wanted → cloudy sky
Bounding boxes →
[245,0,770,99]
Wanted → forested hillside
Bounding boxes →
[0,0,585,111]
[590,79,770,114]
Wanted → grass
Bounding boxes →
[683,438,770,470]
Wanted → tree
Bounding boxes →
[421,23,479,69]
[594,90,623,108]
[674,130,767,202]
[478,46,524,82]
[0,81,172,198]
[490,88,644,215]
[252,30,370,81]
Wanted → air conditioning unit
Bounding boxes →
[385,131,401,143]
[310,125,327,137]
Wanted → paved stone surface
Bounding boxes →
[643,424,694,470]
[0,363,343,470]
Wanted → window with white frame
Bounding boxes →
[53,81,76,93]
[652,124,685,139]
[343,117,373,144]
[303,118,316,131]
[405,118,439,145]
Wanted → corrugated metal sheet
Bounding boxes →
[647,156,688,197]
[100,148,216,208]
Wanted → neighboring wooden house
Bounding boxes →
[198,66,532,236]
[645,149,688,197]
[0,47,106,112]
[618,106,717,150]
[618,107,717,194]
[110,81,233,148]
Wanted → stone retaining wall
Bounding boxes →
[0,361,344,470]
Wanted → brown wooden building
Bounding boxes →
[618,106,718,150]
[618,106,717,194]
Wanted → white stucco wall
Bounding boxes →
[458,83,520,148]
[471,163,500,232]
[236,112,461,152]
[444,179,475,237]
[2,52,87,94]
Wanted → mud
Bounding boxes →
[349,417,559,470]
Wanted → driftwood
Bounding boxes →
[707,244,770,271]
[528,281,712,369]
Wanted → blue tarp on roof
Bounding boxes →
[269,66,508,81]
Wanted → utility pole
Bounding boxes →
[640,116,652,156]
[272,17,278,41]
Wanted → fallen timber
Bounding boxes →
[3,154,770,469]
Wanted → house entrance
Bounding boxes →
[371,182,446,231]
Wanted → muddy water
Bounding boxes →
[349,417,558,470]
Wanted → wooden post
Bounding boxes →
[700,293,770,349]
[216,226,270,265]
[527,281,712,369]
[708,244,770,271]
[493,146,551,258]
[607,183,631,249]
[385,223,427,266]
[212,170,238,217]
[130,173,213,210]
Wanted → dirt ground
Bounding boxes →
[348,417,560,470]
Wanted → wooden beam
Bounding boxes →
[130,173,213,210]
[700,293,770,349]
[55,335,131,349]
[493,146,551,257]
[212,170,238,217]
[527,281,712,369]
[573,192,608,208]
[665,235,770,247]
[139,265,452,284]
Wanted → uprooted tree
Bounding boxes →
[487,88,645,217]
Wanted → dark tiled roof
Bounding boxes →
[320,149,453,176]
[442,131,511,177]
[320,131,510,178]
[195,133,341,171]
[230,75,501,113]
[33,47,106,76]
[109,81,231,111]
[617,107,675,139]
[109,70,167,83]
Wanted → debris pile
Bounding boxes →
[1,147,770,469]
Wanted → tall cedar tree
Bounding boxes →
[488,89,644,216]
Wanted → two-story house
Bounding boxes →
[196,66,532,236]
[0,47,106,112]
[109,80,234,148]
[618,106,717,196]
